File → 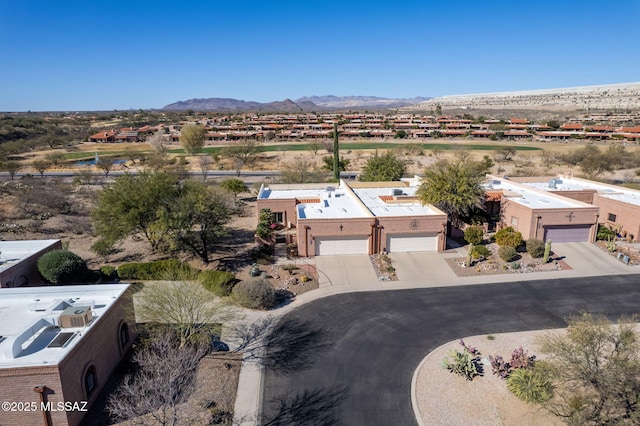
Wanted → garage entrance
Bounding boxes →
[315,236,369,256]
[386,233,439,253]
[543,225,592,243]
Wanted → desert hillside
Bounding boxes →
[406,82,640,112]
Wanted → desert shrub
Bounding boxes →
[489,354,511,379]
[489,347,537,380]
[510,346,536,369]
[91,239,116,257]
[596,225,616,241]
[495,226,523,248]
[526,239,545,258]
[100,266,118,281]
[464,225,484,245]
[117,259,197,281]
[471,245,491,259]
[498,246,517,262]
[441,340,481,381]
[232,277,277,309]
[37,249,88,285]
[199,270,236,296]
[506,363,554,403]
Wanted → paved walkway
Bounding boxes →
[231,243,640,425]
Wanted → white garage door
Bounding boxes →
[544,225,591,243]
[315,236,369,256]
[386,233,439,253]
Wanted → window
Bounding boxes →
[84,366,97,397]
[510,216,518,226]
[119,322,129,347]
[273,212,284,223]
[608,213,617,223]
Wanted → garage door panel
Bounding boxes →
[544,225,591,243]
[386,234,438,252]
[315,236,369,256]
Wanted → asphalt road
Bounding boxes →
[261,274,640,426]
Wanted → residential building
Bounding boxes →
[0,240,62,288]
[0,284,135,426]
[510,175,640,241]
[484,176,599,242]
[257,179,447,256]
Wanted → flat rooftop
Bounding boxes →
[260,180,444,219]
[0,240,60,273]
[0,284,129,368]
[519,177,640,207]
[351,186,444,217]
[485,178,593,209]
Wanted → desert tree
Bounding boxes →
[179,123,206,155]
[222,140,260,176]
[106,329,208,426]
[416,159,485,229]
[134,280,231,347]
[359,151,407,182]
[537,312,640,425]
[33,159,52,180]
[92,171,181,251]
[198,154,212,181]
[220,177,248,199]
[45,152,64,167]
[145,131,171,171]
[96,156,116,177]
[3,160,21,180]
[155,182,234,263]
[279,159,325,184]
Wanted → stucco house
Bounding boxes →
[484,176,600,242]
[256,179,448,256]
[509,175,640,242]
[0,239,62,288]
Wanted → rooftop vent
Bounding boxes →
[59,306,92,328]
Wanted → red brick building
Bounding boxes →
[0,284,136,426]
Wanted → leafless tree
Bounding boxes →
[198,155,212,181]
[135,280,231,348]
[96,156,116,177]
[107,330,208,426]
[145,131,171,171]
[279,159,325,183]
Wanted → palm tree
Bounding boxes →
[416,160,484,233]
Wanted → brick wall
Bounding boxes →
[0,290,136,426]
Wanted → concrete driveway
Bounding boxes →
[390,252,457,284]
[551,242,630,275]
[315,255,377,289]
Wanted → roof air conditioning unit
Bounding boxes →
[391,188,403,196]
[59,306,92,328]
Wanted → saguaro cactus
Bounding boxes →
[333,122,340,181]
[467,243,474,266]
[543,240,552,263]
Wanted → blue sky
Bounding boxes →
[1,0,639,111]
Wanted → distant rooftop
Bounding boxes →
[0,284,129,368]
[485,177,594,209]
[518,177,640,208]
[0,240,60,274]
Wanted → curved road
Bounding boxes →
[261,274,640,425]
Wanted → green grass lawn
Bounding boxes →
[168,141,543,155]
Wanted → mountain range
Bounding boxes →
[162,95,431,112]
